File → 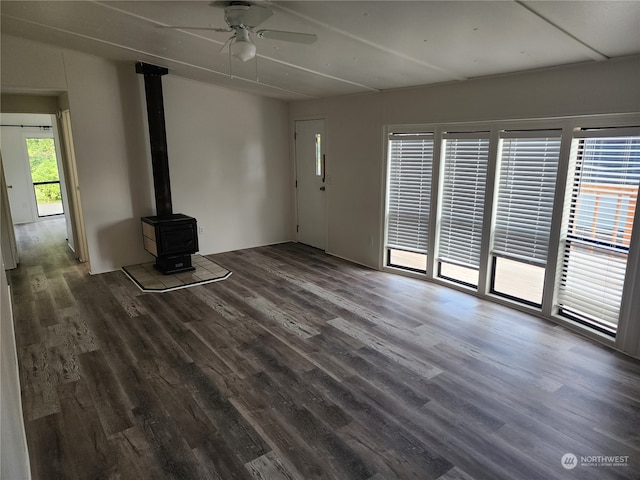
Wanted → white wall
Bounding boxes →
[289,55,640,357]
[289,94,384,266]
[2,34,292,273]
[0,198,31,480]
[62,51,155,273]
[0,35,67,93]
[289,56,640,269]
[162,76,291,255]
[382,56,640,125]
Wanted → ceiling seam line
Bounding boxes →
[272,3,467,81]
[1,14,315,98]
[515,1,609,61]
[92,0,229,48]
[91,1,381,92]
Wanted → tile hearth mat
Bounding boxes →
[122,255,231,293]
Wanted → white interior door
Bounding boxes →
[60,110,89,263]
[295,119,326,250]
[1,127,38,224]
[1,152,19,269]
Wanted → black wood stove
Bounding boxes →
[136,62,199,274]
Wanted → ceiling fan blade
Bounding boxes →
[218,35,234,54]
[156,26,231,32]
[256,29,317,44]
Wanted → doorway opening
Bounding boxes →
[1,110,88,267]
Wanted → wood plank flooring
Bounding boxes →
[8,218,640,480]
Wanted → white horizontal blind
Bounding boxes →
[493,132,561,266]
[438,134,490,269]
[386,133,433,253]
[558,133,640,330]
[559,242,628,328]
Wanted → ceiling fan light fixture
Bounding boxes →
[230,30,256,61]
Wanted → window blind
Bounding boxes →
[559,241,628,328]
[493,131,561,266]
[438,134,489,268]
[386,133,433,253]
[558,132,640,330]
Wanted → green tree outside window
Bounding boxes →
[26,138,62,203]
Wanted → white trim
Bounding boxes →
[616,176,640,357]
[442,131,491,139]
[388,133,434,140]
[386,112,640,136]
[543,126,574,318]
[60,110,90,265]
[573,127,640,138]
[500,129,562,139]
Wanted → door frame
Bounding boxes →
[0,152,19,269]
[0,108,90,266]
[294,117,328,251]
[59,109,89,263]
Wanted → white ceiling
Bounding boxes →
[2,1,640,100]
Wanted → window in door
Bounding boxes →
[437,133,490,287]
[26,137,64,217]
[315,134,322,177]
[490,131,561,306]
[385,133,433,272]
[557,130,640,335]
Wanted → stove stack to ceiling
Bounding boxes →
[136,62,199,275]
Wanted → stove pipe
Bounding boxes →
[136,62,173,217]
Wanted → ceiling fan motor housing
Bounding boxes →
[225,5,252,27]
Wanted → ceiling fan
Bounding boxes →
[158,1,317,62]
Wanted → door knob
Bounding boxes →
[7,185,12,189]
[320,186,326,191]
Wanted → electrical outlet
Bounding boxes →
[199,226,204,234]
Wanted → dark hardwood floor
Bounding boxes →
[8,218,640,480]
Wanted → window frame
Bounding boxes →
[436,132,491,288]
[381,114,640,354]
[556,129,640,335]
[384,132,435,272]
[489,130,562,307]
[489,256,545,308]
